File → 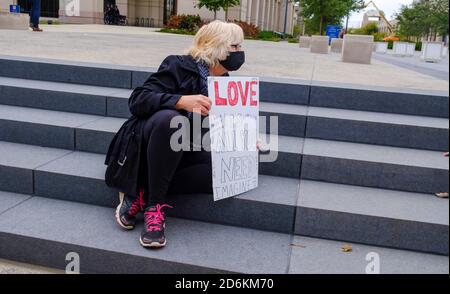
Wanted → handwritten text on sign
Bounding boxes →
[208,77,259,201]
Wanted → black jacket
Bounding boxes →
[105,55,206,195]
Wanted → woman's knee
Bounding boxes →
[145,109,182,135]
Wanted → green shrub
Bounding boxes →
[293,24,301,38]
[40,19,60,25]
[373,32,387,42]
[350,22,378,35]
[158,28,196,35]
[415,42,422,51]
[387,40,394,50]
[256,31,281,41]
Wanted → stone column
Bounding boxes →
[286,1,294,35]
[272,0,276,31]
[239,0,247,21]
[274,0,280,32]
[127,0,136,25]
[246,0,253,23]
[258,0,265,29]
[0,0,13,12]
[117,0,128,17]
[250,0,259,28]
[278,0,291,34]
[268,0,275,31]
[264,0,270,30]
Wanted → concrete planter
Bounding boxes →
[406,43,416,57]
[310,36,329,54]
[375,42,388,54]
[342,35,374,64]
[0,12,29,30]
[421,42,444,62]
[441,46,448,58]
[299,36,311,48]
[393,42,415,57]
[330,38,343,53]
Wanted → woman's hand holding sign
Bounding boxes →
[176,95,212,116]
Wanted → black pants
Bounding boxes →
[142,109,212,206]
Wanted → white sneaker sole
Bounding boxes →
[115,192,134,230]
[139,236,166,248]
[139,223,167,248]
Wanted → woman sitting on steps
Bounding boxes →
[105,21,246,249]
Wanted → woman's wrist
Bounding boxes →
[175,96,185,110]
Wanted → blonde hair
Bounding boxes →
[188,20,244,67]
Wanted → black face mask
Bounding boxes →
[219,51,245,71]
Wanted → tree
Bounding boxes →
[221,0,241,20]
[396,0,449,41]
[196,0,240,20]
[351,22,378,35]
[298,0,364,35]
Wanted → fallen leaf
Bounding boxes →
[290,243,306,248]
[435,192,449,199]
[341,244,353,252]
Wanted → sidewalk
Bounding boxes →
[0,24,448,93]
[373,50,449,81]
[0,258,62,274]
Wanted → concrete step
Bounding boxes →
[0,106,303,179]
[0,56,310,105]
[1,108,448,193]
[1,55,448,117]
[0,141,299,233]
[1,87,448,150]
[0,141,447,253]
[310,81,449,118]
[0,76,131,116]
[0,194,447,274]
[0,55,139,89]
[301,138,449,194]
[1,104,447,189]
[0,77,307,137]
[296,180,449,255]
[306,106,449,151]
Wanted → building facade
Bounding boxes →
[377,19,397,34]
[1,0,296,34]
[361,9,381,27]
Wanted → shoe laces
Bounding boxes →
[144,204,173,232]
[128,188,146,217]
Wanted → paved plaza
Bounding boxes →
[0,258,62,274]
[0,24,448,93]
[0,23,448,275]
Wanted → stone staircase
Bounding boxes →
[0,55,448,273]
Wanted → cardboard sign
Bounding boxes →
[208,77,259,201]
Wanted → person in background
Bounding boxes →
[29,0,42,32]
[112,5,120,25]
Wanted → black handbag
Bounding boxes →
[104,117,140,195]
